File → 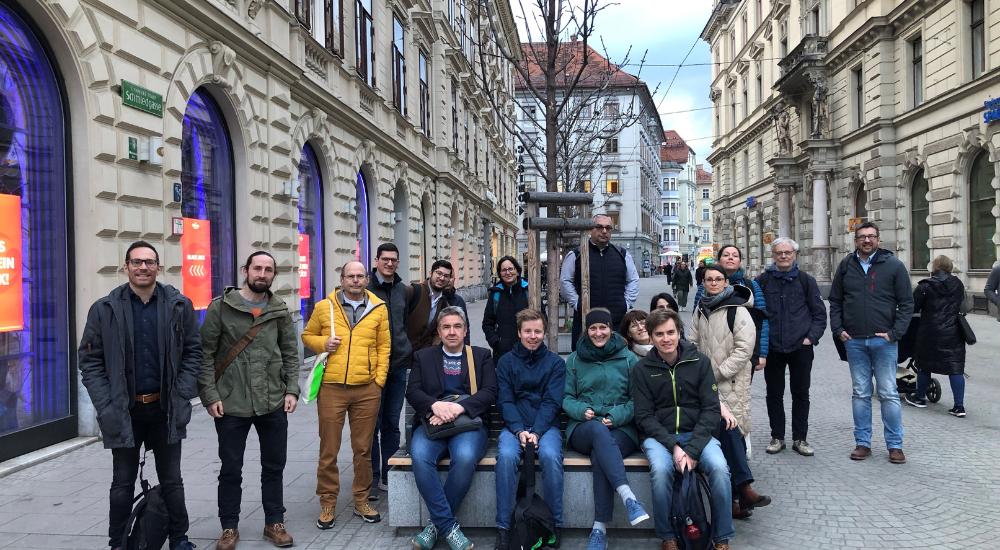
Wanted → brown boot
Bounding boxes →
[263,522,293,547]
[216,528,239,550]
[714,542,731,550]
[731,500,753,520]
[661,539,680,550]
[738,483,772,509]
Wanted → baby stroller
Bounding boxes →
[896,314,942,402]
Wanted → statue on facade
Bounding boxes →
[810,77,829,138]
[772,100,793,155]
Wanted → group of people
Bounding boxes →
[78,214,978,550]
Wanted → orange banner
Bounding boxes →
[298,233,310,300]
[0,195,23,332]
[181,218,212,310]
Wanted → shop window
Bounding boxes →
[910,169,930,270]
[355,171,371,268]
[969,151,996,269]
[298,144,325,320]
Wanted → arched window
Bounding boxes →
[181,88,236,316]
[354,170,371,268]
[298,143,324,320]
[969,151,997,270]
[910,170,930,270]
[0,4,73,456]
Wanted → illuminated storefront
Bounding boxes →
[298,143,325,320]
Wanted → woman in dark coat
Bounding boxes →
[904,255,968,417]
[482,256,530,361]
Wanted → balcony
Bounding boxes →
[775,35,828,93]
[661,215,680,226]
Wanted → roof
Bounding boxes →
[515,41,641,90]
[696,164,713,184]
[660,130,693,163]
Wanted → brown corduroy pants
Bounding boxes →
[315,381,382,508]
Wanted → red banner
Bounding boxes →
[181,218,212,310]
[0,195,23,332]
[298,233,310,300]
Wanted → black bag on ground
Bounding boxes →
[511,444,556,550]
[670,469,713,550]
[120,452,169,550]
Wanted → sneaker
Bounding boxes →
[379,479,390,492]
[586,529,608,550]
[765,438,785,454]
[949,406,966,417]
[316,505,336,530]
[354,502,382,523]
[444,525,473,550]
[263,523,293,547]
[904,393,928,408]
[792,440,814,456]
[495,528,511,550]
[215,529,239,550]
[412,523,438,550]
[547,527,562,548]
[625,498,650,526]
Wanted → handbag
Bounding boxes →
[302,301,335,404]
[424,346,484,440]
[957,313,977,345]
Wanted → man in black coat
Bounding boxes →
[79,241,202,550]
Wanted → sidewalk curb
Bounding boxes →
[0,436,100,479]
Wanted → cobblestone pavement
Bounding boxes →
[1,275,998,549]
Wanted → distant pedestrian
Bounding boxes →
[756,238,826,457]
[650,292,679,313]
[560,214,640,351]
[904,255,969,417]
[672,261,694,311]
[199,251,299,549]
[695,259,707,286]
[482,256,530,362]
[619,310,653,357]
[78,241,200,550]
[664,261,673,285]
[829,222,913,464]
[985,260,1000,321]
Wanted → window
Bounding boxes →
[606,174,621,194]
[356,0,375,87]
[603,101,619,117]
[729,88,736,129]
[702,188,710,199]
[755,73,763,107]
[392,16,406,115]
[741,76,748,118]
[419,50,430,135]
[730,31,736,57]
[810,6,820,34]
[355,171,372,268]
[969,151,997,269]
[298,144,325,320]
[743,149,750,184]
[851,65,863,127]
[910,169,930,270]
[971,0,985,78]
[702,208,711,221]
[608,213,620,231]
[703,228,711,242]
[463,101,470,164]
[325,0,343,55]
[756,140,764,181]
[473,115,479,174]
[580,179,592,192]
[911,36,923,106]
[741,12,748,44]
[779,19,788,57]
[755,0,762,25]
[605,136,619,154]
[451,80,459,151]
[295,0,313,29]
[854,186,868,220]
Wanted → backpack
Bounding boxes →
[511,444,557,550]
[120,453,170,550]
[670,470,714,550]
[726,305,768,365]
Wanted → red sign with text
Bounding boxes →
[0,195,23,332]
[181,218,213,310]
[298,233,310,300]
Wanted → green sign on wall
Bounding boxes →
[121,80,163,118]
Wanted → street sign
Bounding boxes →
[127,137,138,160]
[121,80,163,117]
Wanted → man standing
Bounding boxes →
[671,261,694,312]
[664,261,673,285]
[984,260,1000,321]
[303,261,390,527]
[367,243,414,501]
[407,260,469,352]
[757,238,827,457]
[198,251,300,549]
[829,222,913,464]
[79,241,200,550]
[560,214,640,350]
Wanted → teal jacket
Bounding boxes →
[563,333,640,446]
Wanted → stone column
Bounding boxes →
[778,187,792,238]
[811,172,833,282]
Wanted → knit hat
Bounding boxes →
[585,309,613,329]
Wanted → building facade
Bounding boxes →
[660,131,704,262]
[0,0,519,461]
[702,0,1000,296]
[696,164,715,250]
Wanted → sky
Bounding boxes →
[512,0,716,169]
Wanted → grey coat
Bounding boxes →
[829,249,914,342]
[79,283,203,449]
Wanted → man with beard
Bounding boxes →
[199,251,300,549]
[406,260,469,352]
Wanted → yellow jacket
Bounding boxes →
[302,289,390,386]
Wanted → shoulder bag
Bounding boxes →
[957,313,977,345]
[424,346,484,440]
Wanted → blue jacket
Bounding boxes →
[756,265,827,354]
[496,341,567,436]
[694,268,769,358]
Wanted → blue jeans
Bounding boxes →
[845,337,904,449]
[916,370,966,407]
[371,367,409,485]
[717,423,752,490]
[643,437,735,544]
[495,427,564,529]
[568,420,636,523]
[410,424,488,534]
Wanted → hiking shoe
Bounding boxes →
[586,529,608,550]
[904,393,928,408]
[765,438,785,454]
[215,529,239,550]
[660,540,680,550]
[494,528,511,550]
[888,448,906,464]
[715,542,731,550]
[949,406,966,417]
[263,523,293,547]
[625,498,650,526]
[850,445,871,460]
[316,505,335,529]
[353,502,382,523]
[444,525,473,550]
[792,440,815,456]
[411,523,438,550]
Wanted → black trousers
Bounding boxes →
[109,401,189,549]
[215,408,288,528]
[764,345,814,441]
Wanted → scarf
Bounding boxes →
[631,343,653,357]
[576,332,627,363]
[700,284,735,314]
[768,263,800,282]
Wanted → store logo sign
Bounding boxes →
[181,218,213,310]
[121,80,163,118]
[985,97,1000,125]
[0,195,23,332]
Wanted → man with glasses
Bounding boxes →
[756,238,827,457]
[829,222,913,464]
[560,214,640,350]
[406,259,469,353]
[79,241,201,550]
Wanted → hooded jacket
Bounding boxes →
[829,249,914,342]
[913,272,966,375]
[302,289,390,387]
[563,333,639,445]
[482,278,530,360]
[630,343,720,460]
[689,284,756,435]
[496,341,567,436]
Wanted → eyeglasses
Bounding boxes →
[127,259,158,267]
[631,322,647,331]
[499,267,517,274]
[378,257,399,263]
[594,224,614,231]
[704,277,726,283]
[773,250,796,257]
[432,270,453,279]
[855,234,879,241]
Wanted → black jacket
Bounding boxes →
[829,249,914,342]
[913,272,966,375]
[405,344,498,430]
[757,266,827,354]
[369,270,414,370]
[482,278,530,361]
[78,283,202,449]
[672,268,693,292]
[630,342,720,460]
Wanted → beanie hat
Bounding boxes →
[585,309,613,329]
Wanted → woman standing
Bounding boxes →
[482,256,529,361]
[564,309,649,549]
[672,261,694,311]
[904,255,969,417]
[650,293,679,312]
[689,265,771,520]
[619,310,653,357]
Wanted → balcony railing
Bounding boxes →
[778,35,828,80]
[661,189,680,200]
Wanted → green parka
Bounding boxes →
[563,333,639,446]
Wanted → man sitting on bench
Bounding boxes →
[630,308,736,550]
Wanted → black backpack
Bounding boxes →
[120,453,170,550]
[511,444,557,550]
[670,470,713,550]
[726,304,768,365]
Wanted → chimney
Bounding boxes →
[570,33,578,42]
